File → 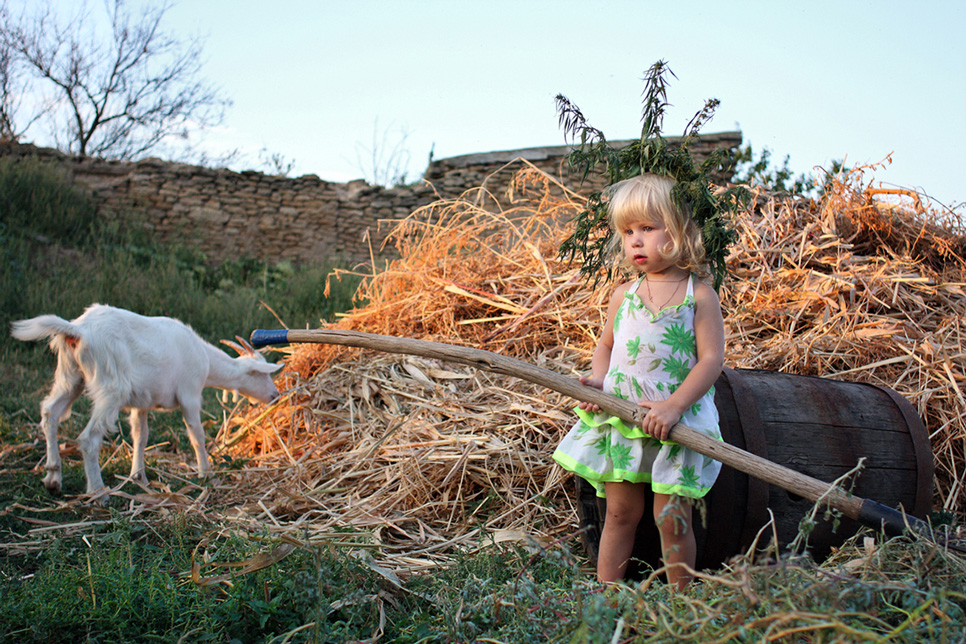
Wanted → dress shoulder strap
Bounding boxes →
[626,275,646,296]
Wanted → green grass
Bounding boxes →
[0,512,588,643]
[4,501,964,643]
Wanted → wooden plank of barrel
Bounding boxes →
[575,367,934,574]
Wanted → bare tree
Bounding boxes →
[0,0,43,141]
[0,0,230,159]
[257,146,296,177]
[354,118,412,187]
[0,31,24,140]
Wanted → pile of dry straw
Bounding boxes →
[214,161,965,570]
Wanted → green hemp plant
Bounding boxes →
[555,60,745,290]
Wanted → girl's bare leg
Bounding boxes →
[597,481,647,582]
[653,493,696,589]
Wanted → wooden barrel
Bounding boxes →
[575,367,934,575]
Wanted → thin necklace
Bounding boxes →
[644,274,687,311]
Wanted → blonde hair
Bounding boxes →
[606,174,708,277]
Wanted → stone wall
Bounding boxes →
[423,131,742,198]
[0,131,741,267]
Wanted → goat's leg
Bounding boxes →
[181,402,211,477]
[76,404,119,496]
[128,409,150,486]
[38,377,83,494]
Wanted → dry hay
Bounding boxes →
[206,161,965,571]
[722,162,966,514]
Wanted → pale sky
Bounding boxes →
[19,0,966,211]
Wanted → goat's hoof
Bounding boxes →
[42,479,62,495]
[85,489,111,507]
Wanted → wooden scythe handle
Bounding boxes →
[251,328,932,540]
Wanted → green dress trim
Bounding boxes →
[573,406,672,445]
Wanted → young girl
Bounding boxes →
[553,173,725,588]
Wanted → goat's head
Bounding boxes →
[221,336,283,403]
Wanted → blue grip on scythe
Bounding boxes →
[249,329,290,348]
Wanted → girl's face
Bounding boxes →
[622,218,675,275]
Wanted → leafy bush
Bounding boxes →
[732,143,817,196]
[0,155,98,243]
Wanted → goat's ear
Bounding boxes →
[250,361,283,374]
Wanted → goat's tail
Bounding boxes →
[10,315,79,343]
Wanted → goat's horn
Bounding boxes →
[220,339,246,356]
[235,335,257,355]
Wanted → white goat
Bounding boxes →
[11,304,282,497]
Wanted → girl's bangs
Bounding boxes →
[611,196,663,232]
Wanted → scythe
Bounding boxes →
[250,328,949,548]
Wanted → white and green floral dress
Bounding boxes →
[553,275,722,499]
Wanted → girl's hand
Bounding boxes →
[577,375,604,412]
[637,399,683,441]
